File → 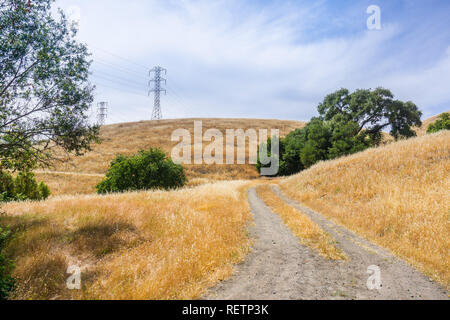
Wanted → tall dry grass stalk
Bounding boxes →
[1,181,252,299]
[257,185,346,260]
[279,131,450,288]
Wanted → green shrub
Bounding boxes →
[14,171,41,200]
[38,182,51,200]
[96,147,186,194]
[427,112,450,133]
[0,171,15,202]
[0,171,50,202]
[0,226,15,300]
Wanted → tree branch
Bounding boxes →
[0,59,39,98]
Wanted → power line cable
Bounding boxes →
[94,82,146,97]
[91,47,197,109]
[90,45,151,71]
[88,45,207,119]
[91,73,146,93]
[91,69,146,88]
[93,59,148,80]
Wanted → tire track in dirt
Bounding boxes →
[205,186,448,300]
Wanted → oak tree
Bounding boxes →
[0,0,98,171]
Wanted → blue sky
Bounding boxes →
[55,0,450,124]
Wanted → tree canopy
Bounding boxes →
[0,0,98,171]
[258,87,422,176]
[317,87,422,141]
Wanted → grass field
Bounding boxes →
[279,130,450,288]
[33,172,104,196]
[2,115,448,299]
[33,114,444,197]
[1,181,252,299]
[37,118,305,195]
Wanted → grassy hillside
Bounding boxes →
[1,181,253,299]
[36,118,305,195]
[34,114,446,197]
[2,116,448,299]
[279,130,450,288]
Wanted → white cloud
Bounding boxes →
[55,0,450,123]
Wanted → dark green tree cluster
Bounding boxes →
[96,148,187,194]
[427,112,450,133]
[0,170,50,202]
[0,225,15,300]
[258,88,422,176]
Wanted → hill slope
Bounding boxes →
[3,118,448,299]
[37,118,305,195]
[34,114,444,196]
[279,130,450,288]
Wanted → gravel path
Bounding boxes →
[205,186,448,300]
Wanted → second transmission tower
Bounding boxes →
[148,66,167,120]
[97,101,108,125]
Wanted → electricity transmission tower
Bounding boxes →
[96,101,108,125]
[148,66,166,120]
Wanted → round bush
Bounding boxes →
[96,148,186,194]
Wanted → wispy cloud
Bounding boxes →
[56,0,450,123]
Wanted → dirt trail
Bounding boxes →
[205,186,448,300]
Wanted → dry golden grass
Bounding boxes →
[33,172,104,196]
[40,118,305,195]
[256,185,346,260]
[279,130,450,288]
[0,181,252,299]
[28,114,445,196]
[57,118,304,176]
